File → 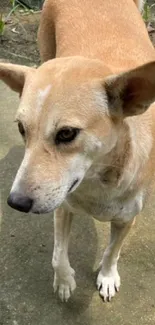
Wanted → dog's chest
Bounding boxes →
[67,167,143,222]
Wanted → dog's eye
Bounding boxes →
[55,127,80,144]
[18,122,25,137]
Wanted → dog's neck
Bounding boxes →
[98,121,131,182]
[89,116,152,191]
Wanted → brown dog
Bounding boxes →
[0,0,155,302]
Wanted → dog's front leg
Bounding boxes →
[52,205,76,302]
[97,218,135,302]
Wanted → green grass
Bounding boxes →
[143,1,155,24]
[0,0,36,37]
[0,14,5,36]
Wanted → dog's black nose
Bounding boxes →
[7,192,33,213]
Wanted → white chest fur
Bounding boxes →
[67,170,144,223]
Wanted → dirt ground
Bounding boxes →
[0,0,40,66]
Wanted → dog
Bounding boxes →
[134,0,146,12]
[0,0,155,302]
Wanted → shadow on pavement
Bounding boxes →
[0,145,98,325]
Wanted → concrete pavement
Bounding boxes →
[0,82,155,325]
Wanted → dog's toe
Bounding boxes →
[53,271,76,302]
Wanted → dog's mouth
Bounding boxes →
[8,178,80,215]
[32,179,79,214]
[68,178,79,193]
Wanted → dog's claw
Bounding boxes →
[115,285,119,292]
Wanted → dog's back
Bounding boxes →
[39,0,154,71]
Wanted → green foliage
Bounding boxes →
[0,14,5,36]
[10,0,16,7]
[143,2,151,23]
[143,2,155,24]
[0,0,28,37]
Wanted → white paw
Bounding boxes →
[53,267,76,302]
[96,269,120,302]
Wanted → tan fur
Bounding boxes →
[1,0,155,302]
[38,0,153,69]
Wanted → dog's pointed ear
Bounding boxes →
[104,61,155,117]
[0,62,35,94]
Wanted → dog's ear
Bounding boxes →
[104,61,155,117]
[0,63,35,94]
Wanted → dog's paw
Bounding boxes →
[53,267,76,302]
[96,269,120,302]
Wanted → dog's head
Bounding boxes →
[1,57,155,214]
